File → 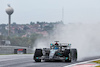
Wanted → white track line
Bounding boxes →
[64,59,100,67]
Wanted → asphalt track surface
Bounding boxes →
[0,54,100,67]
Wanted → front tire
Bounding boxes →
[64,49,71,62]
[35,59,41,62]
[34,49,43,62]
[70,49,77,62]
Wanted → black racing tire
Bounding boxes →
[35,59,41,62]
[34,49,43,62]
[70,49,77,62]
[65,60,71,62]
[64,49,71,62]
[64,49,70,57]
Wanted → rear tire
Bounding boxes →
[34,49,43,62]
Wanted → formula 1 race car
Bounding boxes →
[33,41,77,62]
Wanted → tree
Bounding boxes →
[30,22,35,25]
[12,22,17,26]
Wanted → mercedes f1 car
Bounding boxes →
[33,41,77,62]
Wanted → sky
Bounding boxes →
[0,0,100,24]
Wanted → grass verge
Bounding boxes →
[92,60,100,67]
[95,66,100,67]
[93,60,100,64]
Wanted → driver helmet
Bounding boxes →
[54,43,59,49]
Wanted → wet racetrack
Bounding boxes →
[0,54,100,67]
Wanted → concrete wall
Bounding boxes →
[0,46,33,54]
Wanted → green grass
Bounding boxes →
[93,60,100,64]
[92,60,100,67]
